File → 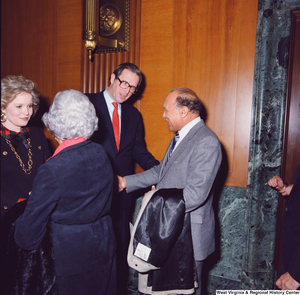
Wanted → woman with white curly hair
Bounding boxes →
[14,89,117,295]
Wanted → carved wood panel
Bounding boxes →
[82,0,141,94]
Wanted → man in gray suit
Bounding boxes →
[118,87,222,295]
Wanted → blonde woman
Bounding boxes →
[1,75,51,216]
[1,75,51,294]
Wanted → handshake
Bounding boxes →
[116,175,156,193]
[116,175,126,192]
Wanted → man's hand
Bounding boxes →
[268,176,284,190]
[268,176,293,196]
[143,185,156,196]
[117,175,127,192]
[276,272,300,290]
[279,184,293,196]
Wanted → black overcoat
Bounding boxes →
[14,141,116,294]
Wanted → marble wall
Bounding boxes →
[128,0,300,294]
[207,0,300,293]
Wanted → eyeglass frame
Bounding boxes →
[117,77,138,94]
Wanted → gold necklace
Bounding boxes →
[5,138,33,175]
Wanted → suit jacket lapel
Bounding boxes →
[97,94,113,132]
[119,104,129,150]
[159,121,204,180]
[159,140,173,179]
[97,93,119,153]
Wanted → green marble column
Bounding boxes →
[207,0,300,293]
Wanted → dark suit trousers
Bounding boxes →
[195,260,204,295]
[110,193,132,295]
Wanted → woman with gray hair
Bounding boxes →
[14,89,117,295]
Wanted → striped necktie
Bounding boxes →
[164,132,180,168]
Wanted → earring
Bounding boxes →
[1,111,7,123]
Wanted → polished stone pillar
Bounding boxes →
[207,0,300,292]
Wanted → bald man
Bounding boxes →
[119,87,222,295]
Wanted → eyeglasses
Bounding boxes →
[117,78,138,94]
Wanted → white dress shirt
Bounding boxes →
[173,116,201,152]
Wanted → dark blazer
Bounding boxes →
[86,91,159,208]
[1,126,51,216]
[281,164,300,283]
[14,141,116,278]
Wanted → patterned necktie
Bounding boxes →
[168,132,180,158]
[164,132,180,168]
[112,102,120,150]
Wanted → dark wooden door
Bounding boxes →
[275,9,300,279]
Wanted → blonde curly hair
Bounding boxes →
[1,75,40,115]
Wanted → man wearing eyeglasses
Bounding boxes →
[86,63,159,295]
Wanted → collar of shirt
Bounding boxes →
[174,116,201,151]
[0,124,31,139]
[103,89,121,122]
[47,137,86,161]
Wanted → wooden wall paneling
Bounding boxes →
[228,0,258,186]
[93,53,100,93]
[2,0,83,149]
[172,0,257,187]
[129,0,141,65]
[1,0,57,100]
[99,54,107,91]
[1,0,58,148]
[111,53,118,74]
[1,1,19,76]
[82,42,87,92]
[105,54,112,89]
[56,0,82,93]
[83,42,93,93]
[83,51,131,93]
[138,0,176,161]
[139,0,258,186]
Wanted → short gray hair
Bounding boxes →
[42,89,98,140]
